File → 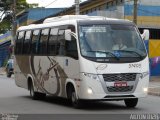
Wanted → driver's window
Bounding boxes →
[65,25,78,59]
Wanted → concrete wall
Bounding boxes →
[124,0,160,27]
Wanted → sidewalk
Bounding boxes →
[148,76,160,96]
[0,67,6,75]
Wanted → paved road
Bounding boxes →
[0,75,160,114]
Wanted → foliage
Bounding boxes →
[0,0,29,34]
[16,0,29,13]
[0,18,12,34]
[0,0,29,11]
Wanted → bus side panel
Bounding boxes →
[30,56,68,97]
[30,56,55,94]
[58,56,80,97]
[14,55,29,89]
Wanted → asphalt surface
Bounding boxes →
[0,75,160,115]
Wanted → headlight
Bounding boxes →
[83,73,99,81]
[87,88,93,94]
[143,87,148,93]
[140,71,149,79]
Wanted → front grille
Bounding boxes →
[103,73,136,82]
[107,86,134,92]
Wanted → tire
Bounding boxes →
[6,68,11,78]
[124,98,138,108]
[7,73,11,78]
[68,87,82,108]
[30,82,46,100]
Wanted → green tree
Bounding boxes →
[0,17,12,33]
[0,0,29,34]
[0,0,29,11]
[16,0,29,13]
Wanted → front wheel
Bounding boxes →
[68,87,82,108]
[124,98,138,108]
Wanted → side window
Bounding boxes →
[68,25,75,33]
[65,25,78,59]
[32,29,40,54]
[23,30,32,54]
[65,36,78,59]
[48,28,58,55]
[39,28,49,55]
[57,29,65,55]
[16,31,25,54]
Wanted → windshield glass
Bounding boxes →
[79,24,147,60]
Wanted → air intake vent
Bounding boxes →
[103,73,136,82]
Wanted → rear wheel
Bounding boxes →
[30,81,46,100]
[124,98,138,108]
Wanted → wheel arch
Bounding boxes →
[65,79,78,99]
[27,74,34,91]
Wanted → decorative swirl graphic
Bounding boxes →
[30,56,62,95]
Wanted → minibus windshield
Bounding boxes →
[79,24,147,61]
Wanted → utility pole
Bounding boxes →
[133,0,138,24]
[75,0,80,15]
[12,0,16,45]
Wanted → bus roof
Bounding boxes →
[17,15,134,31]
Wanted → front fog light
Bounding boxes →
[87,88,93,94]
[143,88,148,92]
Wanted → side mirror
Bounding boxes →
[65,29,71,41]
[141,29,149,40]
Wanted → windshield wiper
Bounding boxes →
[86,50,120,60]
[118,50,143,59]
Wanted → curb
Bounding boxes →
[148,91,160,96]
[148,87,160,96]
[0,67,6,76]
[0,72,6,76]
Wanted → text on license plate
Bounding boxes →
[114,81,128,87]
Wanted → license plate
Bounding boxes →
[114,81,127,87]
